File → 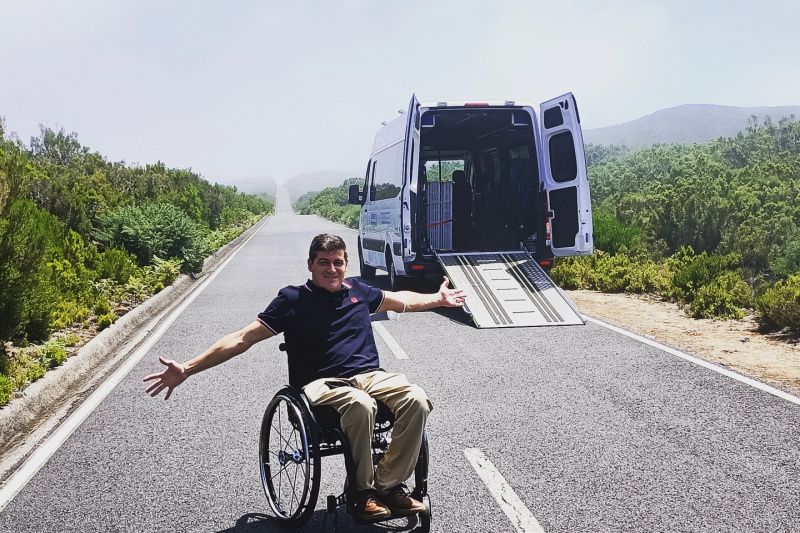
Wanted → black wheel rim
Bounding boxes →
[260,396,313,521]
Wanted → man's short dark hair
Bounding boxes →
[309,234,348,262]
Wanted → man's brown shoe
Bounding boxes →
[355,490,391,521]
[379,484,428,516]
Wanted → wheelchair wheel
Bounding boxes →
[259,390,321,526]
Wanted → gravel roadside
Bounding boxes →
[568,289,800,397]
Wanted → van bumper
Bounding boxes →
[403,254,443,276]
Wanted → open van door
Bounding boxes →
[539,93,593,256]
[401,94,420,259]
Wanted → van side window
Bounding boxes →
[370,161,377,200]
[548,131,578,182]
[374,144,402,200]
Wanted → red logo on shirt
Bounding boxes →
[351,296,358,303]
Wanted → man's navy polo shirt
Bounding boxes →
[257,278,385,388]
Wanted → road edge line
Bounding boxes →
[582,314,800,406]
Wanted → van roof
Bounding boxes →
[370,100,536,155]
[419,100,535,109]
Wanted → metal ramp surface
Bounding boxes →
[437,251,584,328]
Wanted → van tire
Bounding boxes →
[358,241,376,280]
[386,250,403,291]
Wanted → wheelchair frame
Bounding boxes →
[259,385,431,531]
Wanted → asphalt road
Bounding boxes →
[1,200,799,532]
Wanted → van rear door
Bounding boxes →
[401,94,420,260]
[539,93,593,256]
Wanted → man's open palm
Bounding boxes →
[143,357,187,400]
[439,276,466,307]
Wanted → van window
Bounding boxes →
[424,159,465,182]
[373,143,402,200]
[369,161,377,200]
[548,131,577,182]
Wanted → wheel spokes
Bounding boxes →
[262,396,316,521]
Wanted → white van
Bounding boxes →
[349,94,593,294]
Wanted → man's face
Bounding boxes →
[308,249,347,292]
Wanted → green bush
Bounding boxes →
[590,253,636,292]
[95,203,206,273]
[0,374,13,406]
[592,208,644,254]
[7,349,47,387]
[96,313,115,330]
[61,333,82,347]
[42,340,68,368]
[93,298,112,316]
[689,271,754,319]
[51,301,91,330]
[757,274,800,333]
[769,238,800,279]
[550,256,594,290]
[551,252,672,295]
[144,257,181,292]
[0,199,61,341]
[669,247,742,303]
[296,178,363,228]
[95,248,137,284]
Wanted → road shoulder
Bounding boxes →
[568,289,800,396]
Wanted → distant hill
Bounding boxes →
[583,104,800,147]
[284,170,361,201]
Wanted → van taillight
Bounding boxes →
[464,102,488,107]
[539,259,553,268]
[545,220,552,241]
[411,265,424,271]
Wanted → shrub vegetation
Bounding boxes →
[0,121,274,405]
[294,178,363,228]
[552,116,800,330]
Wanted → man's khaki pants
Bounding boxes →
[303,370,432,493]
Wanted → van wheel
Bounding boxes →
[386,251,403,291]
[358,241,376,280]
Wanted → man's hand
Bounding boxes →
[438,276,466,307]
[143,357,188,400]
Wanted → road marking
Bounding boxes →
[464,448,545,533]
[0,218,270,512]
[372,322,410,360]
[582,315,800,407]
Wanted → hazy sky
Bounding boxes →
[1,0,797,188]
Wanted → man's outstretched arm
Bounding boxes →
[377,276,466,313]
[143,320,274,399]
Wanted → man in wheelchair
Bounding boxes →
[144,233,465,521]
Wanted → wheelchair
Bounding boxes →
[259,384,431,532]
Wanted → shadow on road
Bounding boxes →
[218,510,422,532]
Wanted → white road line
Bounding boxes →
[0,218,270,512]
[582,314,800,407]
[372,322,410,360]
[464,448,545,533]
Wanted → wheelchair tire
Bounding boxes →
[259,389,321,527]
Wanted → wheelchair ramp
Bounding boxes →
[437,251,584,328]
